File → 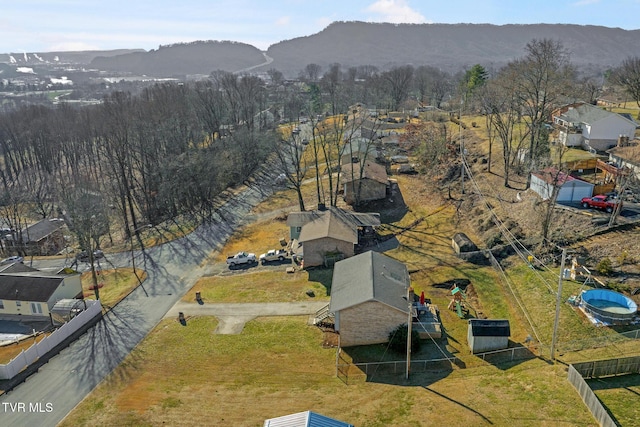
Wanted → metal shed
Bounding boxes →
[467,319,510,354]
[50,299,87,326]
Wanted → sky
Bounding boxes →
[1,0,639,54]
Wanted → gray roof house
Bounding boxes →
[329,251,411,347]
[0,271,83,321]
[553,103,637,152]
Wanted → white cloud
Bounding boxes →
[275,16,290,26]
[572,0,599,5]
[365,0,427,24]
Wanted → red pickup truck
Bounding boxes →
[580,195,622,213]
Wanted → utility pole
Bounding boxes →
[460,102,465,195]
[551,247,567,360]
[406,286,413,380]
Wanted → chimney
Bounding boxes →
[408,286,415,303]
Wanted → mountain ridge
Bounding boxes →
[2,22,640,78]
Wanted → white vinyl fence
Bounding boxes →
[0,300,102,380]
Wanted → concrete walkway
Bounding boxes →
[164,301,329,334]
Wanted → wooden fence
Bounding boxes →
[571,355,640,379]
[567,356,640,427]
[0,299,102,380]
[567,365,617,427]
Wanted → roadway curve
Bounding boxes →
[235,51,273,74]
[0,166,281,426]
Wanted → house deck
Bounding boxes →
[412,303,442,339]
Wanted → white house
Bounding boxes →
[530,168,594,202]
[553,103,637,152]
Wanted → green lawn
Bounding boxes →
[588,373,640,427]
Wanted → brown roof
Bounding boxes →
[531,167,589,186]
[286,207,380,228]
[341,161,388,185]
[298,210,358,243]
[608,145,640,167]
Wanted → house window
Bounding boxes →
[31,302,43,314]
[16,300,21,307]
[0,300,4,309]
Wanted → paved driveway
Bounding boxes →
[164,301,329,334]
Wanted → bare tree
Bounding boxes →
[480,76,530,187]
[301,63,322,82]
[504,39,576,186]
[611,56,640,118]
[401,121,450,176]
[320,63,345,116]
[273,131,308,212]
[537,146,570,244]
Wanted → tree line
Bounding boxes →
[2,38,640,255]
[0,73,274,256]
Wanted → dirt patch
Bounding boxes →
[322,329,339,348]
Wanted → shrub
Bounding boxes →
[485,233,503,248]
[596,257,613,276]
[616,250,633,266]
[387,324,421,354]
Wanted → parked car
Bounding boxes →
[76,250,105,263]
[0,255,23,265]
[581,195,623,213]
[259,249,289,264]
[226,251,256,266]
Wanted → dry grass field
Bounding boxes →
[59,175,604,426]
[0,333,50,365]
[184,269,332,303]
[60,110,640,426]
[81,268,144,309]
[60,317,597,427]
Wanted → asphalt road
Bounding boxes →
[0,167,279,426]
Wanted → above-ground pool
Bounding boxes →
[581,289,638,324]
